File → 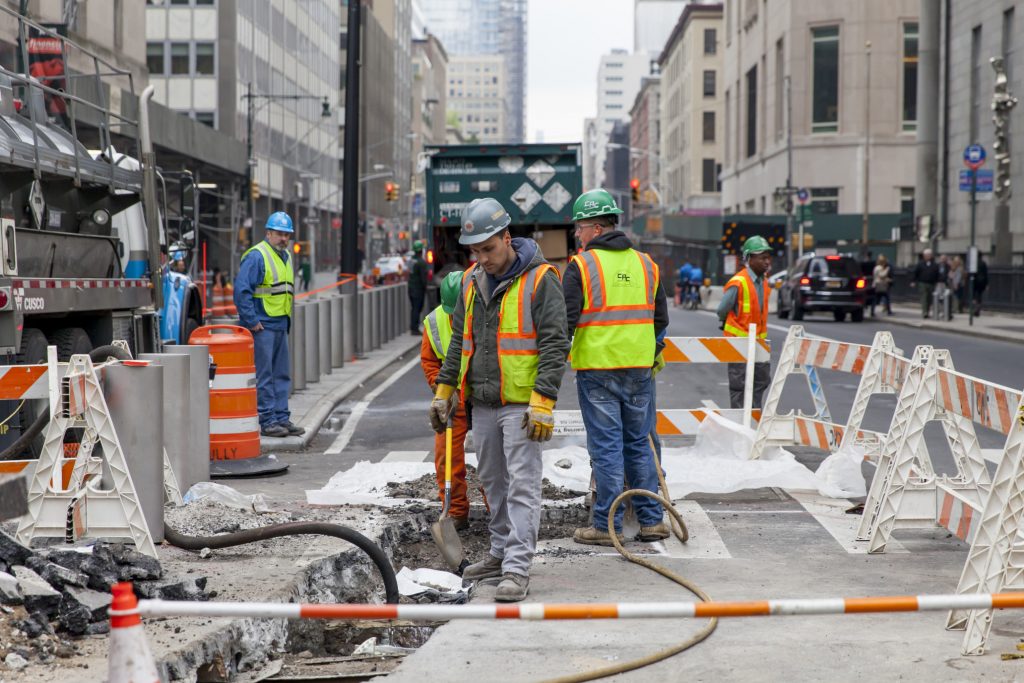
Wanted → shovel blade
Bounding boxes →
[430,516,465,573]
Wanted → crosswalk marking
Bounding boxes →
[789,491,909,554]
[382,450,432,463]
[657,500,731,559]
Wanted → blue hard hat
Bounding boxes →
[265,211,294,234]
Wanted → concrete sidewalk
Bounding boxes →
[260,333,421,452]
[879,303,1024,344]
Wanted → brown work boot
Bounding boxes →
[462,553,503,580]
[572,526,625,547]
[494,573,529,602]
[637,522,670,542]
[451,515,469,531]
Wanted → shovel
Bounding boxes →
[430,416,468,574]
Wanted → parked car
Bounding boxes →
[776,254,869,322]
[372,255,407,284]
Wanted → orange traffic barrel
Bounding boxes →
[189,325,288,477]
[211,283,238,317]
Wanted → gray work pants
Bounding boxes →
[472,403,542,577]
[728,362,772,410]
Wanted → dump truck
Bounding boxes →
[423,143,584,275]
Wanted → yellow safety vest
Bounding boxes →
[242,240,294,317]
[424,305,453,359]
[570,248,658,370]
[457,263,556,404]
[722,268,768,338]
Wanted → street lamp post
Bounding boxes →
[861,41,872,258]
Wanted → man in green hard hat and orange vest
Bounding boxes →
[562,188,670,547]
[420,270,470,530]
[429,197,569,603]
[717,235,773,409]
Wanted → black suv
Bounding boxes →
[775,254,868,322]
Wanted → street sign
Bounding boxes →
[796,188,810,205]
[963,144,986,170]
[959,169,994,192]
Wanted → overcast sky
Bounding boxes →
[526,0,634,143]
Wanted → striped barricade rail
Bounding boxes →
[553,408,762,439]
[751,327,905,461]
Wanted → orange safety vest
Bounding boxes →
[723,267,768,338]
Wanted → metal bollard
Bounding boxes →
[386,286,395,341]
[392,286,401,339]
[163,344,211,488]
[318,299,331,376]
[330,296,344,368]
[305,300,320,382]
[104,362,165,541]
[139,352,204,495]
[360,291,371,354]
[371,289,381,350]
[293,303,307,391]
[342,293,355,361]
[400,283,409,333]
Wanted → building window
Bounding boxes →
[902,23,918,132]
[775,38,784,139]
[970,26,982,141]
[702,159,718,192]
[899,187,915,218]
[606,76,623,82]
[604,90,623,96]
[170,43,190,75]
[703,70,716,97]
[703,111,715,142]
[745,66,757,157]
[704,28,717,55]
[194,42,215,75]
[811,26,839,133]
[724,89,731,164]
[146,42,164,75]
[810,187,839,214]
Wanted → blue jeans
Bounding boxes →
[253,326,291,427]
[577,368,663,532]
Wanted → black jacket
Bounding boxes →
[913,259,940,285]
[562,230,669,354]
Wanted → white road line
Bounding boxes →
[324,357,420,455]
[788,490,909,554]
[660,500,732,559]
[381,450,431,463]
[701,399,720,409]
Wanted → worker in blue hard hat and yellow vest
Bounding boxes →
[420,270,470,529]
[234,211,304,438]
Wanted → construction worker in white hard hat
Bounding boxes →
[562,189,670,547]
[717,235,773,409]
[430,197,569,603]
[421,270,471,530]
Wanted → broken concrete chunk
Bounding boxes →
[149,577,209,601]
[4,652,29,670]
[61,585,112,631]
[41,548,93,575]
[112,545,162,581]
[0,570,22,605]
[27,557,89,590]
[0,529,32,567]
[12,565,61,618]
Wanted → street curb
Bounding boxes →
[263,337,422,452]
[877,313,1023,346]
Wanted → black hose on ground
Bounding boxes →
[0,344,133,461]
[163,522,400,605]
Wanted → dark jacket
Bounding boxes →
[562,230,669,355]
[409,254,429,297]
[913,258,940,285]
[437,238,569,405]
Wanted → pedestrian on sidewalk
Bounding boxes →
[950,256,966,314]
[562,189,670,548]
[871,254,893,316]
[911,248,939,318]
[430,197,569,603]
[299,257,312,292]
[408,240,429,335]
[974,254,989,316]
[717,236,772,410]
[420,270,470,531]
[234,212,304,438]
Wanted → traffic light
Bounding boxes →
[385,183,400,202]
[630,178,640,202]
[292,240,310,255]
[250,180,260,200]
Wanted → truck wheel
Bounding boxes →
[851,308,865,323]
[792,301,804,321]
[183,317,199,344]
[833,310,847,322]
[14,328,48,458]
[50,327,92,361]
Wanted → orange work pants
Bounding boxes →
[434,404,470,519]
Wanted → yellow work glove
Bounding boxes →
[652,351,666,376]
[429,384,457,434]
[521,391,556,442]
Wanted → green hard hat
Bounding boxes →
[572,188,624,222]
[440,270,464,314]
[742,235,772,257]
[413,240,424,252]
[459,197,511,245]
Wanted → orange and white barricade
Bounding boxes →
[750,326,906,459]
[554,335,770,438]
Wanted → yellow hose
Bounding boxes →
[542,437,717,683]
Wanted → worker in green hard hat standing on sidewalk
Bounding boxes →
[430,197,569,603]
[717,235,773,409]
[562,189,670,547]
[408,240,429,335]
[420,271,470,530]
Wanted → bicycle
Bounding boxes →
[683,282,702,310]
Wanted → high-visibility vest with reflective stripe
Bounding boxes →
[241,241,294,317]
[424,305,453,359]
[723,267,768,338]
[569,248,658,370]
[457,262,556,404]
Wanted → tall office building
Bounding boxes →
[420,0,526,142]
[447,55,509,144]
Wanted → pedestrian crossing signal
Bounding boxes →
[250,180,260,200]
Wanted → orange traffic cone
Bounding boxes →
[106,582,160,683]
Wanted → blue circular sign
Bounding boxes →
[796,188,810,204]
[964,144,986,170]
